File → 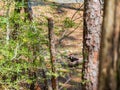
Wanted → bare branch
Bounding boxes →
[6,2,11,45]
[59,78,71,90]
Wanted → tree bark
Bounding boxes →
[82,0,101,90]
[117,32,120,90]
[24,0,33,21]
[48,18,58,90]
[98,0,120,90]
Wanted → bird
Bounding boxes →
[68,54,79,62]
[67,54,83,67]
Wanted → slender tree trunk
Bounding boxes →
[82,0,101,90]
[117,33,120,90]
[24,0,33,21]
[115,1,120,89]
[48,18,58,90]
[98,0,120,90]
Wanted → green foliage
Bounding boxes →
[0,17,7,25]
[0,1,81,90]
[0,1,49,89]
[63,17,76,28]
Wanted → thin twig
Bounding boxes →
[58,23,80,43]
[6,2,11,45]
[71,4,84,20]
[73,16,83,21]
[11,43,22,61]
[59,77,71,90]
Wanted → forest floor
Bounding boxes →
[32,2,83,55]
[32,2,83,90]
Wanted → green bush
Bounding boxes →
[63,17,75,28]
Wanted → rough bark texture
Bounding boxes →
[117,32,120,90]
[115,1,120,89]
[98,0,120,90]
[82,0,101,90]
[48,18,58,90]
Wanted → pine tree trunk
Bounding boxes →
[82,0,101,90]
[117,33,120,90]
[98,0,120,90]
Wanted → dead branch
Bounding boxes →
[48,18,58,90]
[59,77,71,90]
[71,4,84,20]
[58,24,80,44]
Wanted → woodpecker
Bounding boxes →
[67,54,83,67]
[68,54,79,62]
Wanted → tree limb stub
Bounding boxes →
[48,18,58,90]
